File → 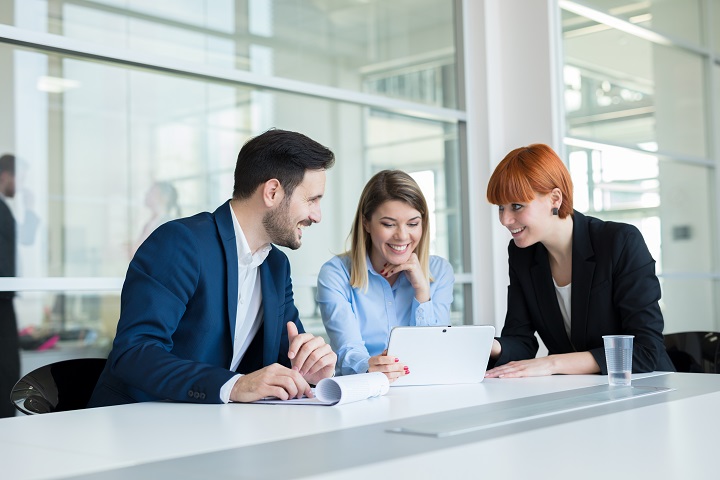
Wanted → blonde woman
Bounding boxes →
[317,170,454,379]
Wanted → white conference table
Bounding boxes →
[0,372,717,479]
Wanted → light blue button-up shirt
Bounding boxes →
[317,254,455,375]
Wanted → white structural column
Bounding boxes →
[463,0,561,330]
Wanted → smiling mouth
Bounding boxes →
[297,220,313,235]
[509,227,525,235]
[388,244,409,253]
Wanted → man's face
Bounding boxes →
[0,171,15,198]
[262,169,326,249]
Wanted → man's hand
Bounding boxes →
[287,322,337,385]
[229,363,311,402]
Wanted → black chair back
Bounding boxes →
[664,332,720,373]
[10,358,107,414]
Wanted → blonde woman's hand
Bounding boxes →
[381,253,430,302]
[368,350,409,383]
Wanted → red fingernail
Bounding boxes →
[395,358,399,362]
[379,269,385,274]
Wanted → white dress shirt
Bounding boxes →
[219,203,271,403]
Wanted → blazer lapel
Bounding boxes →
[531,245,572,350]
[259,253,282,367]
[214,201,239,340]
[570,211,595,351]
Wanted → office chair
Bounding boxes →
[664,332,720,373]
[10,358,107,415]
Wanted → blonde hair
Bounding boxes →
[348,170,431,290]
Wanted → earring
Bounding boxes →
[552,207,559,216]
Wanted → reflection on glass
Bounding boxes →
[562,0,703,45]
[0,154,40,280]
[2,40,467,321]
[14,291,118,353]
[130,181,181,258]
[567,144,714,277]
[567,145,659,214]
[562,11,707,157]
[7,0,458,108]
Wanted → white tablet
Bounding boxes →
[386,325,495,387]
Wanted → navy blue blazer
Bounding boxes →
[88,201,304,406]
[494,210,674,374]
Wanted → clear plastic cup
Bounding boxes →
[602,335,634,386]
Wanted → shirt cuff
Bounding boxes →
[413,299,434,325]
[220,374,243,403]
[343,357,369,376]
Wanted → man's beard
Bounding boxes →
[263,198,307,250]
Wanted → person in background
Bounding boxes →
[484,143,674,378]
[89,129,337,406]
[131,181,181,258]
[0,153,39,418]
[317,170,454,381]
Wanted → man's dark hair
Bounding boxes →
[0,154,15,175]
[233,129,335,200]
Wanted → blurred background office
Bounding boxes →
[0,0,718,385]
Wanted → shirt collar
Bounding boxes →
[366,254,406,290]
[229,203,271,268]
[366,254,377,274]
[367,254,387,277]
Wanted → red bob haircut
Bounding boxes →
[486,144,574,219]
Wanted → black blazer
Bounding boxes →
[495,210,674,374]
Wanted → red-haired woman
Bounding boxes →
[485,144,674,378]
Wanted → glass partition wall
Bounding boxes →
[0,0,469,369]
[559,0,720,332]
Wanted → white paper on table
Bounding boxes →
[252,372,390,406]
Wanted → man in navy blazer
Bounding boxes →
[89,129,337,406]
